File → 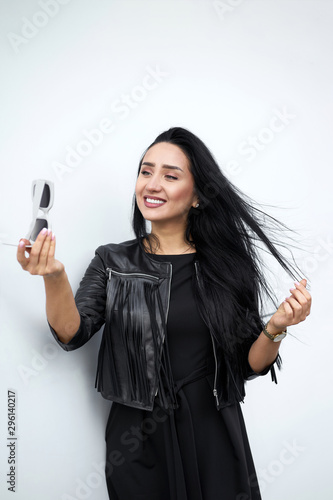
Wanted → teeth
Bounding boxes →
[146,198,165,204]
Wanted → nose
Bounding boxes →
[145,173,162,192]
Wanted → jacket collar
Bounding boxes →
[102,237,198,278]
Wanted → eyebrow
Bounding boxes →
[141,161,184,173]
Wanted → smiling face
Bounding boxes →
[135,142,198,227]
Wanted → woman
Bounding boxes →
[17,127,312,499]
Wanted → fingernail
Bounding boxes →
[51,233,55,240]
[294,281,300,286]
[19,240,25,247]
[47,229,52,235]
[41,228,47,234]
[290,288,296,292]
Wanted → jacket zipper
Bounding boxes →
[194,262,219,408]
[106,268,160,281]
[210,333,219,407]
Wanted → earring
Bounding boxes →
[189,203,201,216]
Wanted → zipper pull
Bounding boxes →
[213,389,219,406]
[106,267,112,280]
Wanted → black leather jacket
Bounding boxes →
[49,239,276,412]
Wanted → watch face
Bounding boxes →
[273,333,287,342]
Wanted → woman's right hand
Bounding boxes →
[17,228,65,277]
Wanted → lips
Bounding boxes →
[143,196,166,208]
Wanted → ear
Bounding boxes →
[191,194,200,208]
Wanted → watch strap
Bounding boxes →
[263,322,287,341]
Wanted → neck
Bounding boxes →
[146,221,195,255]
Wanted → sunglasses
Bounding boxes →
[25,179,54,243]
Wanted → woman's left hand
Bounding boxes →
[268,278,312,332]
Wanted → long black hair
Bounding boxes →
[132,127,307,382]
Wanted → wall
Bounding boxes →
[0,1,332,499]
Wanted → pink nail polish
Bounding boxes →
[294,281,300,286]
[51,233,55,240]
[290,288,296,292]
[19,240,25,247]
[41,228,47,234]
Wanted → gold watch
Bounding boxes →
[263,322,287,342]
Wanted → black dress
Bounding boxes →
[105,253,261,500]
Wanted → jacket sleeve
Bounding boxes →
[48,248,107,351]
[245,352,279,382]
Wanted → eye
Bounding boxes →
[165,175,178,180]
[140,170,150,176]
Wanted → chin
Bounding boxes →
[142,213,165,222]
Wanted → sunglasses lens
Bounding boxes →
[40,184,51,208]
[31,219,48,241]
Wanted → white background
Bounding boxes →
[0,1,332,499]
